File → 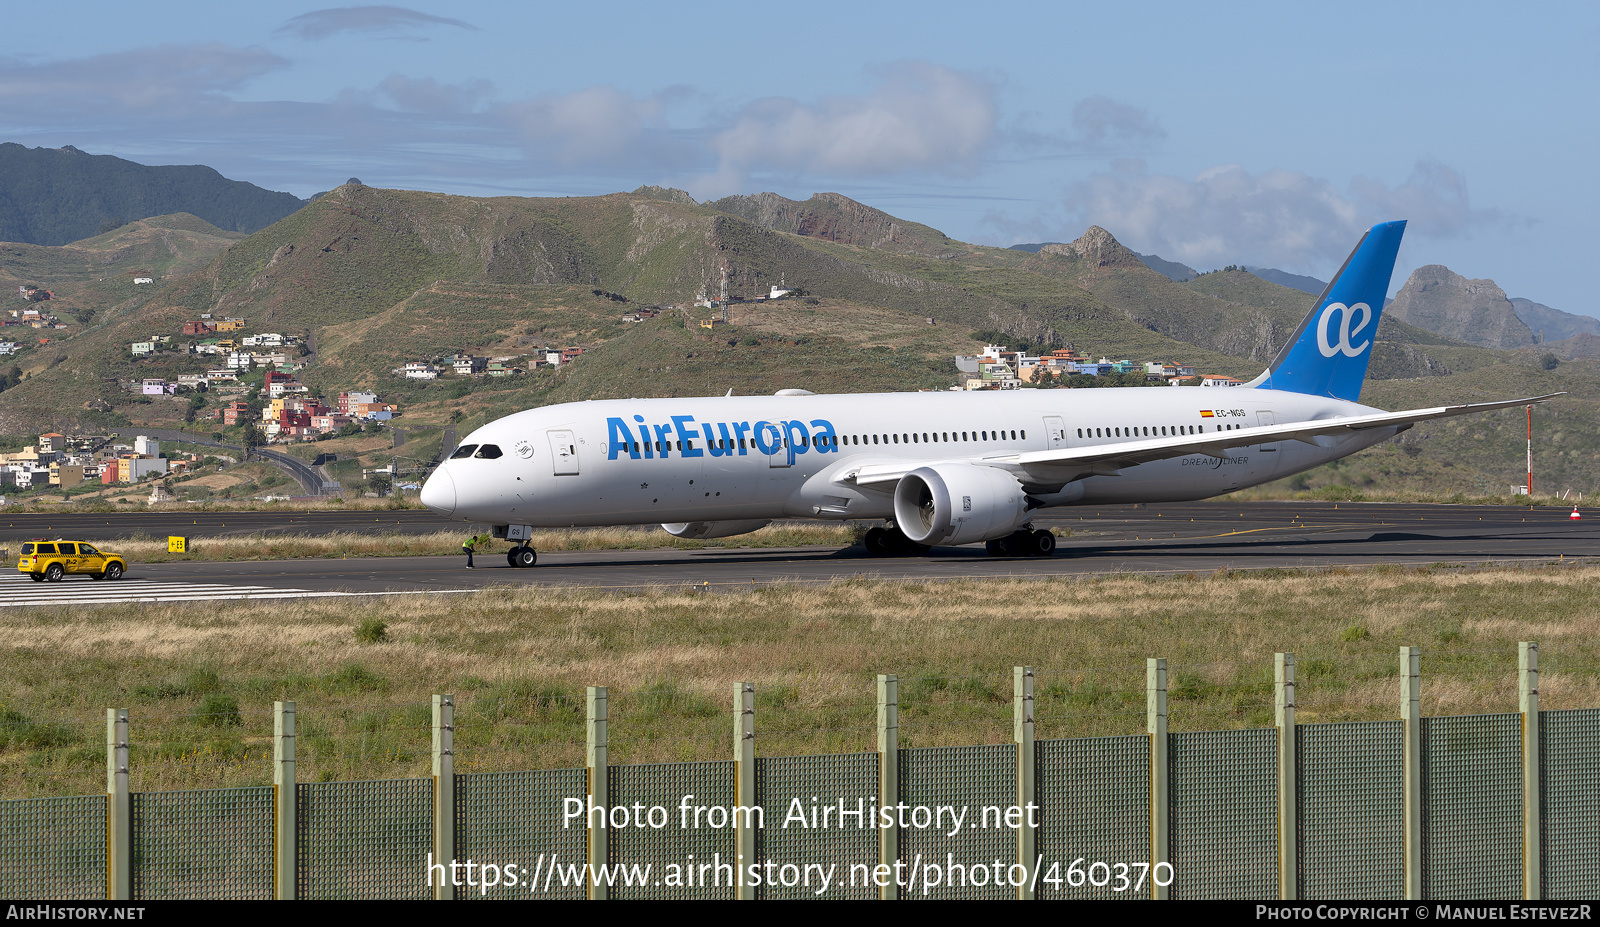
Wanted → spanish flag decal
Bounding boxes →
[1199,410,1215,418]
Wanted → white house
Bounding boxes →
[133,277,153,285]
[403,362,439,380]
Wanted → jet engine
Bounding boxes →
[661,520,772,540]
[892,465,1030,546]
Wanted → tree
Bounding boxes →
[368,474,392,496]
[241,422,265,459]
[1540,352,1560,371]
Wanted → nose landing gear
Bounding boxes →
[495,524,538,567]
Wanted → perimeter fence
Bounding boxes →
[1,642,1593,901]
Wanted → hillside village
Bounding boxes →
[0,432,177,494]
[0,182,1596,499]
[955,344,1236,389]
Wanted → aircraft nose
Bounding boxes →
[420,467,457,517]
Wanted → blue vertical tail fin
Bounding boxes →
[1249,220,1406,401]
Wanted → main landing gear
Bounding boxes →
[862,525,930,557]
[986,528,1057,558]
[506,546,538,568]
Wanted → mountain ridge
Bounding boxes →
[0,143,306,246]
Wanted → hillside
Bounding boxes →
[1,184,1598,499]
[0,144,306,245]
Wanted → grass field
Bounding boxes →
[1,563,1594,798]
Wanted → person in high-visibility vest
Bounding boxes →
[462,533,488,569]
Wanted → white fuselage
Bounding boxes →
[422,387,1398,528]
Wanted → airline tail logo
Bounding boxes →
[1315,302,1373,359]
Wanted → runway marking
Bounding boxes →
[0,572,472,608]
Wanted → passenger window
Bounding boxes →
[1020,430,1026,440]
[474,445,503,459]
[80,544,99,555]
[36,544,56,554]
[450,444,478,459]
[20,543,33,555]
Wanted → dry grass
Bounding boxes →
[2,563,1598,797]
[40,524,859,564]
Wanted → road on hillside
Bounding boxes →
[104,427,322,494]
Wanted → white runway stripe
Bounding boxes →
[0,570,320,607]
[0,569,472,607]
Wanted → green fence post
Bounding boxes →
[878,674,898,901]
[1014,666,1036,900]
[1147,659,1169,901]
[1400,646,1422,900]
[433,694,455,901]
[1276,653,1297,899]
[1520,642,1540,900]
[273,700,296,900]
[105,708,129,901]
[587,686,608,901]
[734,682,756,900]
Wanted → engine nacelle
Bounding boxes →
[661,519,772,540]
[892,465,1030,546]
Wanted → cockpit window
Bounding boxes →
[449,444,478,459]
[474,444,503,459]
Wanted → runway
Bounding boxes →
[3,501,1593,602]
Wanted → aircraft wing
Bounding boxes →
[845,394,1562,488]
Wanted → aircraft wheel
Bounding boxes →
[513,547,538,568]
[1029,529,1057,557]
[884,527,926,556]
[507,550,519,568]
[986,539,1008,557]
[864,527,890,556]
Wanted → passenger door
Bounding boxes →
[1255,410,1279,454]
[77,544,105,575]
[1043,415,1068,450]
[548,430,579,475]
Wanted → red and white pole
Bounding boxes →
[1527,405,1534,497]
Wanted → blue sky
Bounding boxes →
[3,2,1594,311]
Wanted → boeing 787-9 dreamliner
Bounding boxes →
[420,220,1556,566]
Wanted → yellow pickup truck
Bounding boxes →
[17,541,128,582]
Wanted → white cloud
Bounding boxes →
[1069,96,1166,151]
[0,44,287,112]
[708,61,998,180]
[378,74,493,114]
[503,85,686,169]
[275,6,476,40]
[1062,159,1512,270]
